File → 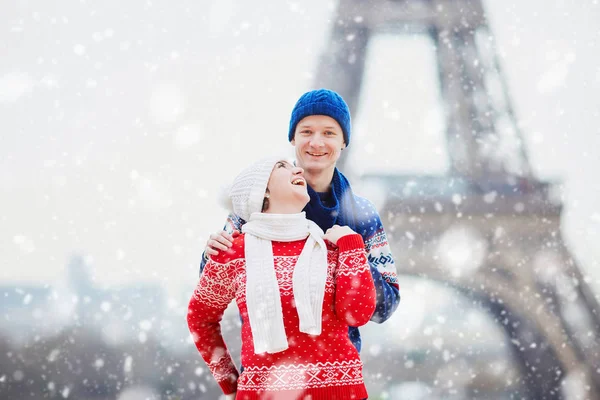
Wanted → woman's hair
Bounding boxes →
[261,188,270,212]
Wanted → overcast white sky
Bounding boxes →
[1,0,599,297]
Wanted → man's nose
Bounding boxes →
[309,133,324,147]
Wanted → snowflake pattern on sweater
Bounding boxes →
[189,234,376,399]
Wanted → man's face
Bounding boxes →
[291,115,345,175]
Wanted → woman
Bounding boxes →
[201,89,400,352]
[188,157,376,399]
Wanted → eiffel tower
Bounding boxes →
[314,0,600,398]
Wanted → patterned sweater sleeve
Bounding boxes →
[360,200,401,323]
[199,213,246,275]
[334,234,376,327]
[187,256,239,395]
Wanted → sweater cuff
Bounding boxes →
[218,373,239,395]
[337,234,365,252]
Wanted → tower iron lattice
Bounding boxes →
[315,0,600,398]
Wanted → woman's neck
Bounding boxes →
[303,167,335,193]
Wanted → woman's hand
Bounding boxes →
[323,225,356,245]
[205,230,239,256]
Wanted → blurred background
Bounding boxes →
[1,0,600,399]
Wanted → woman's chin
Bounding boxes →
[301,192,310,204]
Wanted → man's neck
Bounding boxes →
[304,167,335,193]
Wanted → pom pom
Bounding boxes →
[217,183,234,212]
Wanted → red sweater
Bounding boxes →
[188,233,376,400]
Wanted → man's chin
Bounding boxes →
[301,158,331,170]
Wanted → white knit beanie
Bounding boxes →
[227,157,281,221]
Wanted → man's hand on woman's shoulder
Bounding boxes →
[204,230,239,257]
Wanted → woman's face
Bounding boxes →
[291,115,345,175]
[265,160,310,212]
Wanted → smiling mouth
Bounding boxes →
[307,152,327,157]
[291,179,305,186]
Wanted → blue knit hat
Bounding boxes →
[288,89,351,146]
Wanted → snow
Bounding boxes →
[124,355,133,373]
[0,73,35,103]
[12,370,24,381]
[174,123,203,150]
[73,44,86,55]
[1,0,599,399]
[148,83,186,123]
[13,235,35,253]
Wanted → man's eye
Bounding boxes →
[325,131,335,136]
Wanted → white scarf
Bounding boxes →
[242,212,327,354]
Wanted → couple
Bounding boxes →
[187,89,400,399]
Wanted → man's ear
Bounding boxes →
[291,138,295,145]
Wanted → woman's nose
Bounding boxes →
[293,166,304,175]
